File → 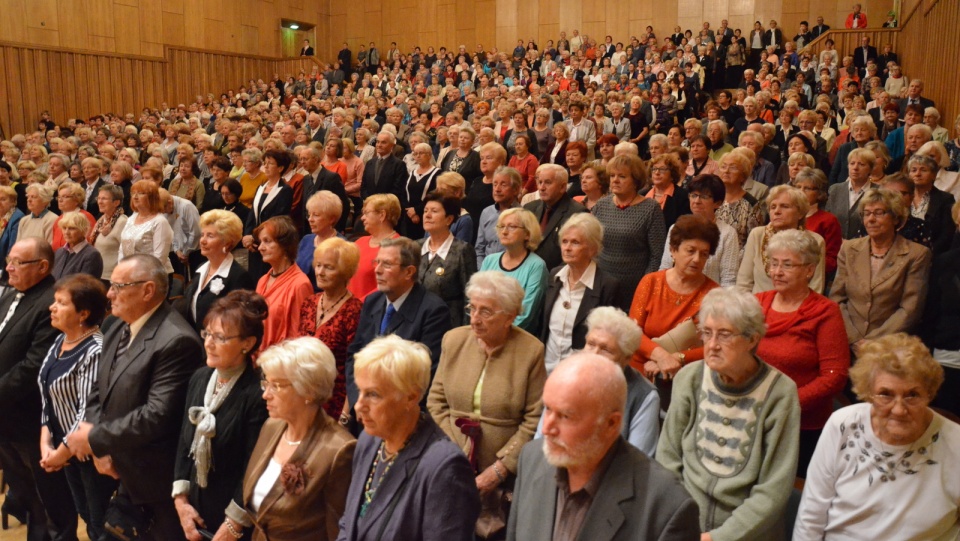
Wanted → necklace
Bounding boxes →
[269,265,290,278]
[282,431,302,446]
[63,326,99,345]
[360,441,399,517]
[319,290,351,324]
[614,194,640,210]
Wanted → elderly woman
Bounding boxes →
[340,335,480,540]
[254,216,314,352]
[0,185,25,261]
[296,191,343,291]
[657,287,801,541]
[419,192,477,328]
[793,168,842,276]
[593,153,667,295]
[38,275,116,541]
[183,210,255,332]
[794,333,960,540]
[169,160,205,210]
[16,184,59,242]
[119,180,175,274]
[646,153,691,229]
[174,290,269,541]
[427,272,545,518]
[479,207,548,334]
[242,149,294,279]
[531,108,555,152]
[907,153,956,255]
[109,160,135,215]
[755,230,850,477]
[826,148,880,239]
[508,134,540,194]
[463,142,506,237]
[238,149,267,207]
[541,213,624,372]
[685,135,719,182]
[830,189,932,351]
[201,156,231,212]
[297,237,363,421]
[776,150,815,186]
[348,193,401,300]
[573,162,608,211]
[541,122,569,167]
[90,184,127,283]
[440,126,482,181]
[51,182,96,251]
[402,143,441,240]
[241,337,355,541]
[860,174,931,247]
[51,211,103,280]
[435,172,474,243]
[737,185,826,294]
[716,150,764,251]
[630,214,720,382]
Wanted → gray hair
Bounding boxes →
[494,166,523,192]
[648,133,668,148]
[698,287,767,340]
[558,212,603,255]
[353,335,432,400]
[465,271,525,317]
[766,229,821,267]
[585,306,640,362]
[537,163,569,187]
[378,236,422,275]
[122,254,170,300]
[259,337,337,403]
[26,183,54,204]
[767,185,810,222]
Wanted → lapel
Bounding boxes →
[254,182,284,221]
[249,423,289,520]
[577,440,632,541]
[97,322,122,407]
[105,305,165,399]
[526,451,559,541]
[387,285,423,334]
[574,280,601,330]
[542,198,569,241]
[0,288,24,343]
[871,236,911,289]
[847,238,871,287]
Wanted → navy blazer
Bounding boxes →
[540,264,625,350]
[0,208,25,261]
[345,283,451,407]
[336,416,480,541]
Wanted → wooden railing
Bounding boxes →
[0,42,324,136]
[799,28,901,62]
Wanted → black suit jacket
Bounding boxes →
[763,28,784,50]
[309,126,327,144]
[897,97,936,119]
[811,24,831,38]
[0,276,58,442]
[243,181,293,235]
[540,140,568,167]
[540,264,624,349]
[179,260,256,331]
[302,167,350,232]
[524,195,587,270]
[361,154,407,203]
[926,187,956,256]
[345,283,451,407]
[853,45,878,70]
[86,303,204,504]
[85,178,106,221]
[440,150,482,183]
[300,46,315,56]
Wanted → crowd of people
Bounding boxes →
[1,11,960,541]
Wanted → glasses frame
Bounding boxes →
[109,280,147,291]
[200,330,242,345]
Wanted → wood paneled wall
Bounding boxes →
[0,42,320,136]
[801,28,900,59]
[896,0,959,130]
[0,0,325,58]
[321,0,895,61]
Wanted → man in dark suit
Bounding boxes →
[0,238,77,541]
[299,39,314,57]
[345,237,451,424]
[68,254,204,541]
[811,16,831,38]
[82,176,106,220]
[897,79,935,119]
[337,42,352,74]
[507,353,699,541]
[853,36,878,76]
[360,131,407,203]
[524,164,586,270]
[306,112,327,144]
[763,20,784,53]
[299,146,350,231]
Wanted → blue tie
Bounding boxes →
[379,303,396,335]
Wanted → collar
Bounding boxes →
[421,233,454,260]
[387,287,413,312]
[129,302,163,342]
[66,240,89,254]
[555,439,618,497]
[556,261,597,289]
[198,254,235,285]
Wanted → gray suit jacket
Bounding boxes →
[507,438,700,541]
[825,180,879,239]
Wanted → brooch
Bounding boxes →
[435,267,445,276]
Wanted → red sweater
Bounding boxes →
[756,290,850,430]
[805,209,842,274]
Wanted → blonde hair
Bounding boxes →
[363,193,402,228]
[313,237,360,280]
[199,209,244,247]
[850,333,943,401]
[498,207,542,251]
[57,211,92,235]
[259,337,337,403]
[353,335,432,401]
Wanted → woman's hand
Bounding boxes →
[405,207,420,224]
[39,445,71,472]
[212,519,240,541]
[174,496,206,541]
[701,533,713,541]
[650,347,682,379]
[241,235,256,251]
[476,462,503,495]
[643,360,661,380]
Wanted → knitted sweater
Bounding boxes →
[657,359,800,541]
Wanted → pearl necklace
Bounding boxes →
[64,326,99,345]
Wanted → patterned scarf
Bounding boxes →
[760,224,804,270]
[90,207,123,244]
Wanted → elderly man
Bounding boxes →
[507,353,699,541]
[307,112,327,143]
[0,238,78,541]
[897,79,936,118]
[299,145,350,231]
[67,254,204,541]
[345,237,451,429]
[476,167,522,266]
[160,188,201,277]
[524,164,587,269]
[360,130,407,203]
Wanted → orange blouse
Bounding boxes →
[627,270,718,370]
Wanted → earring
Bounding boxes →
[223,247,228,253]
[242,349,248,354]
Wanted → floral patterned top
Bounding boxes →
[297,294,363,419]
[716,195,763,253]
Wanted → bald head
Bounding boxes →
[550,352,627,415]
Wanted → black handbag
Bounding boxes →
[102,492,153,541]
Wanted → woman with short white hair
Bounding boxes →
[402,142,441,239]
[295,190,343,289]
[51,211,103,279]
[17,183,58,244]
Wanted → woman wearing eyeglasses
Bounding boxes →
[657,287,800,541]
[794,333,960,541]
[174,290,269,541]
[830,189,932,354]
[241,337,355,541]
[427,272,545,537]
[401,143,441,240]
[754,230,849,477]
[645,153,691,229]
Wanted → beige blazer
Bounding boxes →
[427,325,546,474]
[242,415,356,541]
[737,226,827,294]
[829,235,931,343]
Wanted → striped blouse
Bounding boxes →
[38,333,102,445]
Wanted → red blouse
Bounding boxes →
[805,209,842,274]
[756,290,850,430]
[298,294,363,419]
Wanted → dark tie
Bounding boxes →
[110,324,131,375]
[375,157,385,185]
[379,303,396,335]
[0,292,25,335]
[540,205,551,233]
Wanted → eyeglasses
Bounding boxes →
[496,224,524,232]
[109,280,147,291]
[688,193,714,201]
[860,209,891,219]
[372,259,399,270]
[699,328,744,345]
[260,379,294,394]
[767,260,803,271]
[650,167,671,174]
[5,258,41,268]
[200,330,241,345]
[871,392,925,408]
[465,304,507,320]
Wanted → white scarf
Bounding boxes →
[188,366,244,488]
